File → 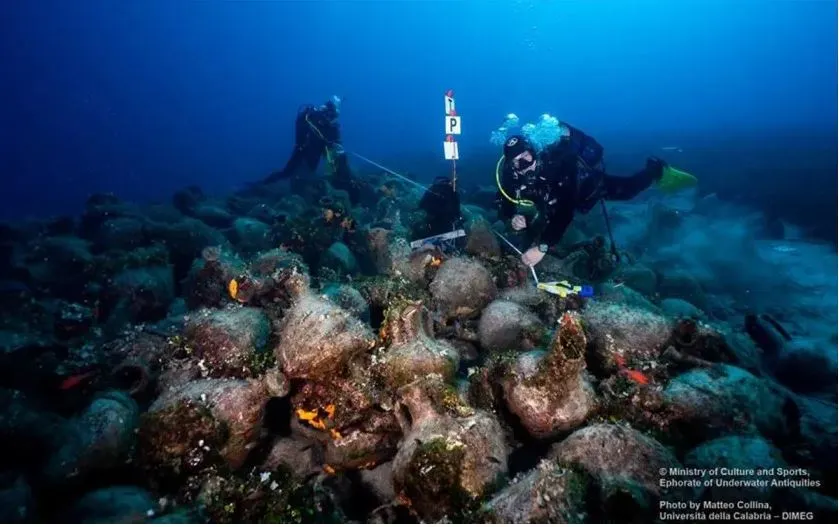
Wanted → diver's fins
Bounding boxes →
[657,164,698,193]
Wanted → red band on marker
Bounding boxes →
[445,89,454,98]
[446,135,454,142]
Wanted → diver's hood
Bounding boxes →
[329,95,343,113]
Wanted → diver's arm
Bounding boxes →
[301,110,327,145]
[535,205,574,247]
[323,121,341,146]
[496,191,517,220]
[531,168,576,248]
[305,110,341,147]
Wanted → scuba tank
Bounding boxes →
[562,123,604,170]
[562,123,606,214]
[561,123,622,265]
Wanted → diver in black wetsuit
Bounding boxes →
[414,176,462,239]
[263,96,362,203]
[496,125,695,267]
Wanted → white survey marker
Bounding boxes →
[443,89,461,160]
[410,229,466,249]
[426,89,463,249]
[444,93,456,115]
[443,137,459,160]
[445,115,462,135]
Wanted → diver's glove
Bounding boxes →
[649,157,698,193]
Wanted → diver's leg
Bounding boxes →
[264,146,307,183]
[601,163,660,201]
[331,152,362,204]
[332,151,353,180]
[303,144,323,172]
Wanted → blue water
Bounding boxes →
[1,2,837,522]
[2,0,836,232]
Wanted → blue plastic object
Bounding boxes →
[579,285,595,298]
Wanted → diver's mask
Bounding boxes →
[511,151,537,177]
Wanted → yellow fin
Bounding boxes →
[658,165,698,193]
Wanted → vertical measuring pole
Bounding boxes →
[443,89,461,191]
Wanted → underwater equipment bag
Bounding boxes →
[564,123,607,214]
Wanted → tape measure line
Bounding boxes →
[491,228,540,284]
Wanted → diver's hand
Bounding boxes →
[511,214,527,231]
[522,246,546,267]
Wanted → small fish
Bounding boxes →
[613,353,627,368]
[623,369,650,385]
[486,456,502,464]
[59,370,96,390]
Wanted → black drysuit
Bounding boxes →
[496,126,663,248]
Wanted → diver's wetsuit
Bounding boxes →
[265,104,353,183]
[264,102,365,204]
[417,177,462,237]
[496,125,664,248]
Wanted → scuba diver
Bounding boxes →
[414,176,463,239]
[495,124,697,267]
[262,96,363,203]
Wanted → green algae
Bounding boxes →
[199,467,327,523]
[402,438,469,521]
[136,400,228,493]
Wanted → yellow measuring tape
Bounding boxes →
[536,280,582,298]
